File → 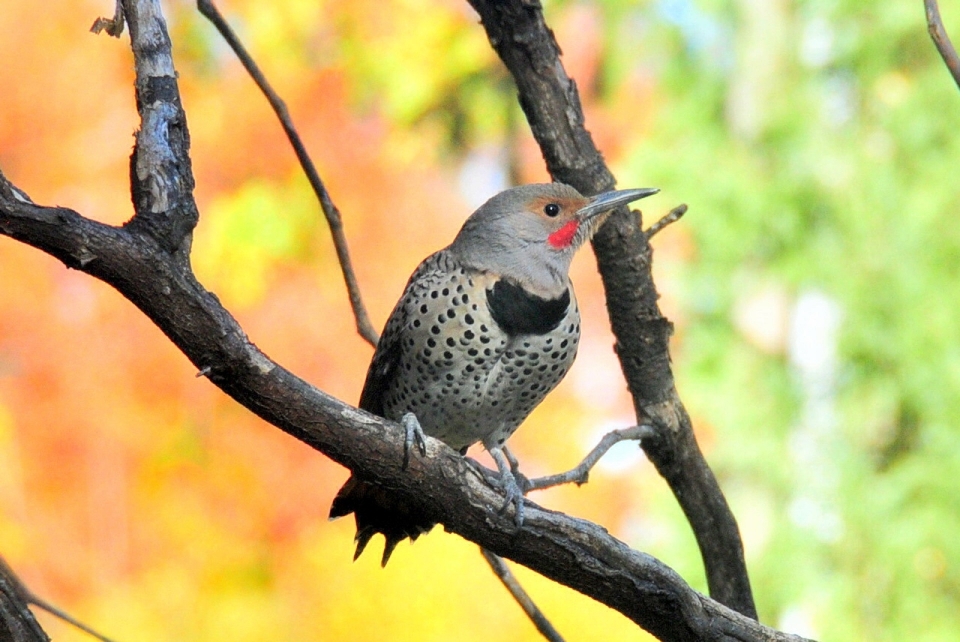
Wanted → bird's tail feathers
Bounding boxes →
[329,475,436,566]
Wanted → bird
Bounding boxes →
[329,182,658,565]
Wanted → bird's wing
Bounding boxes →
[357,251,448,416]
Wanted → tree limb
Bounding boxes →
[0,172,808,642]
[0,558,49,642]
[0,1,813,639]
[466,0,758,619]
[0,558,116,642]
[925,0,960,90]
[646,204,688,239]
[196,0,379,346]
[480,549,565,642]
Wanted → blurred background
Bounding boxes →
[2,0,960,640]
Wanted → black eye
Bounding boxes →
[544,203,561,217]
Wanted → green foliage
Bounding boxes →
[611,1,960,638]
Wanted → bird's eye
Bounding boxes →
[544,203,561,217]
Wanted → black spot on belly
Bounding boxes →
[486,280,570,336]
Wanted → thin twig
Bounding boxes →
[90,0,125,37]
[925,0,960,90]
[645,204,687,240]
[196,0,379,347]
[0,557,118,642]
[480,549,565,642]
[526,425,654,491]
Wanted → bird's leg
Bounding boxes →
[401,412,427,470]
[525,424,655,492]
[488,446,526,527]
[501,444,531,493]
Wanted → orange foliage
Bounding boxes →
[0,2,674,640]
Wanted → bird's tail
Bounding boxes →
[329,475,436,566]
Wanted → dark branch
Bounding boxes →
[0,174,807,642]
[0,1,814,639]
[196,0,379,347]
[925,0,960,90]
[0,558,49,642]
[466,0,757,619]
[646,204,688,240]
[526,425,654,491]
[0,558,116,642]
[90,0,125,38]
[480,549,565,642]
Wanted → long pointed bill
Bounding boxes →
[576,187,659,221]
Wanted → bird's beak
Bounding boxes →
[576,187,659,221]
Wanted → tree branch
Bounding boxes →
[646,204,688,240]
[466,0,758,619]
[0,558,49,642]
[0,1,813,639]
[196,0,379,346]
[925,0,960,90]
[480,549,565,642]
[0,173,808,642]
[122,0,198,255]
[0,558,116,642]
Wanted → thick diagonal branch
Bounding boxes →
[0,175,808,642]
[467,0,757,619]
[0,0,810,638]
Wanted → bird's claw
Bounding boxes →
[401,412,427,469]
[495,468,526,528]
[487,446,526,528]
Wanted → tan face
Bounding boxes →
[526,194,594,250]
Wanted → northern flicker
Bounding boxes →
[329,182,658,564]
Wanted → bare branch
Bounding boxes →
[646,204,688,240]
[196,0,379,347]
[0,169,809,642]
[925,0,960,90]
[467,0,757,619]
[118,0,199,255]
[90,0,125,37]
[0,558,117,642]
[0,557,49,642]
[480,549,565,642]
[526,425,654,491]
[0,1,816,639]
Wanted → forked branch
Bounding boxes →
[0,1,815,639]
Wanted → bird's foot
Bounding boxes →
[489,447,526,528]
[401,412,427,470]
[501,444,532,493]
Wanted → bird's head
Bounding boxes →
[449,182,658,297]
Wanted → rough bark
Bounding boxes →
[466,0,758,619]
[0,1,811,640]
[0,566,49,642]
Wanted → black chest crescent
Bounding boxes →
[486,279,570,336]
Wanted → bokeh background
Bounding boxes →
[2,0,960,640]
